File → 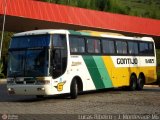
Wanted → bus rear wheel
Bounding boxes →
[129,75,137,91]
[70,79,78,99]
[137,74,145,90]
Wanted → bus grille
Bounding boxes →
[15,78,36,84]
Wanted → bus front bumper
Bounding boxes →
[7,84,58,95]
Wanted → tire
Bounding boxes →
[129,75,137,91]
[70,79,78,99]
[137,75,145,90]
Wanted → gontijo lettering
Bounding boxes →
[117,58,138,64]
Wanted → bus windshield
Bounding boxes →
[8,50,25,77]
[7,35,50,77]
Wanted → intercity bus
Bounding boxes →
[7,29,157,99]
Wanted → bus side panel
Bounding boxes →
[82,56,105,89]
[69,55,96,91]
[139,56,157,84]
[93,56,113,88]
[82,56,113,90]
[102,56,131,87]
[104,56,157,86]
[138,67,157,84]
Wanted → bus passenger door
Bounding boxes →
[50,34,67,79]
[50,49,67,78]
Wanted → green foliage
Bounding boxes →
[119,0,160,19]
[0,32,13,55]
[40,0,160,19]
[0,60,4,78]
[156,49,160,67]
[156,49,160,80]
[0,32,13,77]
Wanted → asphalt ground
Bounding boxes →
[0,84,159,120]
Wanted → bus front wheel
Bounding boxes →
[129,75,137,91]
[70,79,78,99]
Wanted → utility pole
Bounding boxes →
[0,0,7,60]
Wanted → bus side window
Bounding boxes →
[139,42,149,54]
[87,38,101,54]
[69,36,85,53]
[149,43,154,55]
[116,40,127,54]
[102,39,115,54]
[128,41,138,55]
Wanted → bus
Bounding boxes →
[7,29,157,99]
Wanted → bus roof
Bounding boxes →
[13,29,154,42]
[13,29,67,37]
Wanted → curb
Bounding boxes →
[0,79,7,84]
[144,85,159,88]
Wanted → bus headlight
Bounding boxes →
[8,88,15,94]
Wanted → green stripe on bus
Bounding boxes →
[69,30,82,35]
[83,56,105,89]
[93,56,113,88]
[80,32,90,36]
[69,30,91,36]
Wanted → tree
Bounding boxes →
[0,32,13,76]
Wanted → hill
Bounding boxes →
[119,0,160,19]
[41,0,160,19]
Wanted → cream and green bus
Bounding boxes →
[7,29,157,99]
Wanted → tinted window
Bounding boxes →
[102,39,115,54]
[116,40,127,54]
[87,38,101,53]
[51,34,67,78]
[149,43,154,55]
[10,35,50,49]
[139,42,149,54]
[128,41,138,55]
[69,36,85,53]
[53,35,67,48]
